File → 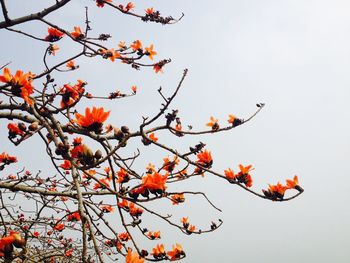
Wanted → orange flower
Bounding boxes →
[148,133,158,142]
[117,168,130,183]
[7,123,25,136]
[75,107,110,133]
[100,205,114,213]
[125,2,135,12]
[224,168,235,180]
[45,27,64,42]
[65,249,73,257]
[286,175,299,189]
[70,26,84,39]
[104,166,111,175]
[131,40,142,51]
[118,232,129,242]
[99,48,118,61]
[60,81,85,108]
[146,163,156,173]
[228,114,242,127]
[238,164,253,174]
[67,212,81,222]
[0,235,15,257]
[93,177,110,190]
[118,41,127,49]
[70,144,84,158]
[263,182,288,200]
[128,202,143,217]
[269,182,287,196]
[152,243,166,259]
[60,160,71,170]
[147,231,161,240]
[162,156,179,172]
[236,164,254,187]
[187,224,196,233]
[167,243,184,261]
[0,152,17,164]
[73,137,83,146]
[101,48,121,62]
[66,60,76,69]
[145,44,157,60]
[229,114,237,123]
[131,85,137,94]
[0,68,34,105]
[206,116,219,131]
[126,248,144,263]
[196,150,213,168]
[0,67,11,83]
[70,144,93,161]
[48,44,59,55]
[171,194,185,205]
[181,217,189,228]
[118,199,129,210]
[175,124,182,131]
[142,171,168,193]
[53,223,65,231]
[145,7,154,15]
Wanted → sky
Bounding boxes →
[1,1,350,262]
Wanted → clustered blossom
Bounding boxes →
[117,168,130,183]
[167,243,185,261]
[224,164,254,187]
[263,175,302,200]
[196,150,213,168]
[67,211,81,222]
[152,244,166,259]
[162,156,180,172]
[75,107,110,133]
[0,231,25,258]
[45,27,64,42]
[171,194,185,205]
[0,152,17,165]
[227,114,243,127]
[60,80,86,108]
[0,68,35,105]
[147,231,161,240]
[48,44,59,55]
[70,26,84,40]
[118,199,144,218]
[206,116,219,131]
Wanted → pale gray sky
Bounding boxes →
[1,1,350,262]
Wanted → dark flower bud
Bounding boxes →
[121,126,130,134]
[94,150,103,160]
[114,128,124,140]
[141,250,148,257]
[18,122,27,132]
[28,122,39,131]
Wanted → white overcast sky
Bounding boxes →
[1,1,350,262]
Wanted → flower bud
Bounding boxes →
[121,126,130,134]
[94,150,103,160]
[18,122,27,132]
[28,122,39,131]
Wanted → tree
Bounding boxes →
[0,1,303,262]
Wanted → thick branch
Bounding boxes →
[0,0,71,28]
